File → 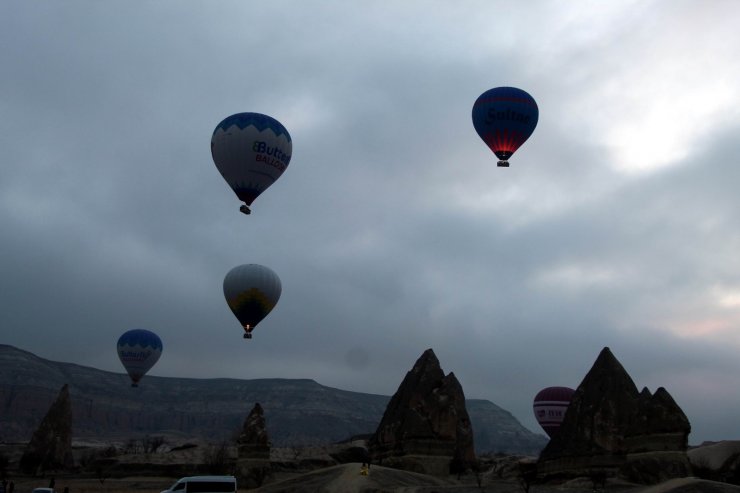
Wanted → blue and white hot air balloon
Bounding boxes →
[117,329,163,387]
[211,112,292,215]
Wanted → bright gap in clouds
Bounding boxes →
[605,74,735,175]
[549,2,740,175]
[715,286,740,309]
[607,7,740,174]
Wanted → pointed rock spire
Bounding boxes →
[20,383,74,474]
[541,347,640,458]
[238,402,270,459]
[369,348,475,475]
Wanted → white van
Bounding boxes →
[160,475,237,493]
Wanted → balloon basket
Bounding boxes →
[243,333,253,339]
[497,160,510,167]
[239,205,251,215]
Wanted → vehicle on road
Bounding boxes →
[160,476,237,493]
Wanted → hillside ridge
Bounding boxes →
[0,344,547,454]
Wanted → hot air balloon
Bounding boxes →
[223,264,282,339]
[117,329,163,387]
[533,386,574,437]
[211,112,292,215]
[472,86,538,167]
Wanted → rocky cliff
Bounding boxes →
[0,344,546,455]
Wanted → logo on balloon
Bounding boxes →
[255,154,289,172]
[485,108,532,125]
[252,141,291,166]
[119,350,152,361]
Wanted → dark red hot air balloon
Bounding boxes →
[533,386,574,437]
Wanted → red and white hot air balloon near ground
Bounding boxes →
[533,386,575,437]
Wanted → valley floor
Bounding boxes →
[7,466,740,493]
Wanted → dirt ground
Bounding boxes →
[0,467,682,493]
[5,450,740,493]
[4,476,172,493]
[7,471,740,493]
[4,476,178,493]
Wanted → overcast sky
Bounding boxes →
[2,1,740,445]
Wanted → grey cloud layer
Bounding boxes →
[2,1,739,443]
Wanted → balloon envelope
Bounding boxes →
[211,112,292,210]
[533,386,574,437]
[117,329,163,387]
[472,86,538,166]
[223,264,282,337]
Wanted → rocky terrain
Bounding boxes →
[3,344,740,491]
[0,344,546,454]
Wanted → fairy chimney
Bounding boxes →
[369,348,475,475]
[20,383,74,474]
[238,402,270,459]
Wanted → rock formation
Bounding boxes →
[237,402,270,459]
[235,403,272,489]
[688,441,740,484]
[537,347,691,484]
[19,383,74,474]
[369,348,476,475]
[626,386,690,449]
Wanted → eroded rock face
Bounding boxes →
[369,348,475,475]
[19,383,74,474]
[238,402,270,459]
[626,386,691,452]
[537,347,691,484]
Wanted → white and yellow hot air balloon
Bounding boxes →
[223,264,282,339]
